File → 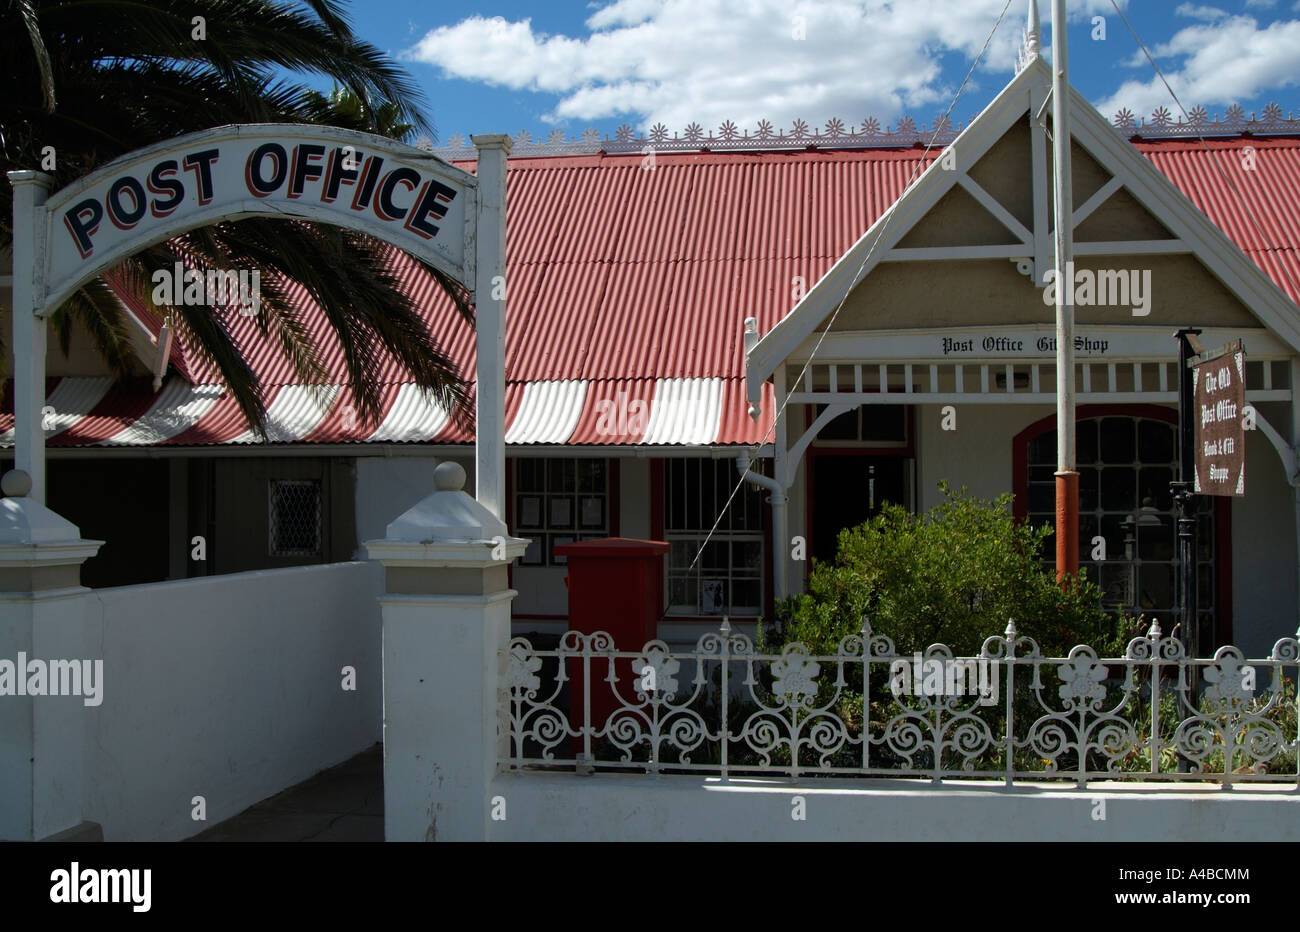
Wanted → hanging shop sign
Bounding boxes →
[1192,339,1246,496]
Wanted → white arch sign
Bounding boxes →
[8,124,511,513]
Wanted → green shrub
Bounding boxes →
[770,481,1135,658]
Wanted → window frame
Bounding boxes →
[510,457,613,567]
[1011,404,1233,649]
[810,402,912,449]
[657,457,767,618]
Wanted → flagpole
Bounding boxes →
[1051,0,1079,583]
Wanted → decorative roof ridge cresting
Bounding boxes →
[427,104,1300,160]
[431,116,966,159]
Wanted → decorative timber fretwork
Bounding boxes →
[424,104,1300,162]
[782,358,1291,407]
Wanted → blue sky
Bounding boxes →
[331,0,1300,145]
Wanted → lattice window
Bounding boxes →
[664,458,764,616]
[268,479,322,556]
[1025,416,1216,644]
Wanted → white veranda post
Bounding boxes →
[8,171,54,504]
[471,134,512,520]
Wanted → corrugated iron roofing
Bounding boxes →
[101,380,223,445]
[504,380,588,444]
[1135,137,1300,304]
[51,377,161,446]
[363,382,451,443]
[17,137,1300,448]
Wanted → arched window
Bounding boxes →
[1013,407,1231,650]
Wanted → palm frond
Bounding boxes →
[59,280,138,379]
[12,0,55,112]
[0,0,468,440]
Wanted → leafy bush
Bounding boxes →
[769,481,1134,658]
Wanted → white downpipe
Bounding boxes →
[735,453,788,605]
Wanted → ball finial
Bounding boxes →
[1,470,32,498]
[434,461,466,492]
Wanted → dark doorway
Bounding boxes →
[810,456,906,564]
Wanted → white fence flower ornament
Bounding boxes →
[504,642,543,696]
[1056,648,1109,710]
[1202,649,1256,707]
[634,645,679,699]
[771,645,821,706]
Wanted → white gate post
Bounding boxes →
[365,461,527,841]
[0,470,103,840]
[8,171,53,505]
[470,135,511,520]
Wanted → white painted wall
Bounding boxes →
[1232,423,1298,657]
[0,586,95,841]
[82,560,382,841]
[488,773,1300,842]
[914,402,1053,511]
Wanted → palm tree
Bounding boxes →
[301,85,417,141]
[2,0,473,435]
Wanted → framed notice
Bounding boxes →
[1192,339,1246,496]
[549,496,573,529]
[518,495,542,529]
[580,495,604,529]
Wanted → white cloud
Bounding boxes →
[403,0,1042,134]
[1174,3,1228,21]
[1095,14,1300,121]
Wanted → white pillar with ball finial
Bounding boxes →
[364,461,527,841]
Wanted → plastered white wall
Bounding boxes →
[487,773,1300,842]
[82,561,382,841]
[915,402,1053,510]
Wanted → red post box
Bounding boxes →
[553,538,669,758]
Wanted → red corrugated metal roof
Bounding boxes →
[23,136,1300,448]
[1135,137,1300,304]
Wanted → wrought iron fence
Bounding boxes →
[500,619,1300,787]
